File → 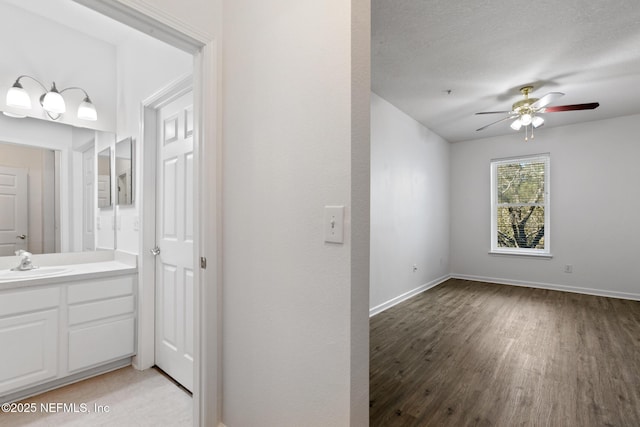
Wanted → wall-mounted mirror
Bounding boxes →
[0,142,57,256]
[115,137,134,206]
[0,114,116,254]
[97,147,112,209]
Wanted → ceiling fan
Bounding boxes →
[476,86,600,140]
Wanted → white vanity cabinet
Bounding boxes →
[67,276,136,372]
[0,288,60,395]
[0,271,137,401]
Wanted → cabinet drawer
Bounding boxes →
[0,288,60,317]
[68,317,135,372]
[0,309,58,394]
[67,276,134,304]
[68,295,135,326]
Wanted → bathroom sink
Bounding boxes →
[0,267,71,282]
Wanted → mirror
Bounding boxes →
[115,137,134,206]
[97,147,112,209]
[0,114,117,254]
[0,141,56,256]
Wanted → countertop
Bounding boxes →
[0,251,137,290]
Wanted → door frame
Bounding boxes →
[72,1,221,425]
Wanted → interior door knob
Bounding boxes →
[16,234,26,240]
[150,246,161,256]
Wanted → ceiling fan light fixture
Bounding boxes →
[510,119,523,130]
[520,113,533,126]
[532,115,544,128]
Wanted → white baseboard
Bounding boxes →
[369,275,450,317]
[451,274,640,301]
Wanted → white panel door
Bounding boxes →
[0,166,28,256]
[155,90,194,391]
[83,147,96,251]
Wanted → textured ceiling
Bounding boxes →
[372,0,640,142]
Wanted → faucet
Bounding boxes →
[11,250,38,271]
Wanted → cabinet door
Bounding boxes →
[0,309,58,394]
[68,317,135,372]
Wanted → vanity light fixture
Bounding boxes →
[5,75,97,121]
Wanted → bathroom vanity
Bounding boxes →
[0,251,137,403]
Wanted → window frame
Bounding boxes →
[490,153,551,258]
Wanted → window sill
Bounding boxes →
[489,250,553,259]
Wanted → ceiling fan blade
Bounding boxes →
[476,115,517,131]
[531,92,564,110]
[542,102,600,112]
[475,111,511,115]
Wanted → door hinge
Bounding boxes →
[200,257,207,269]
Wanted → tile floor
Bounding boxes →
[0,367,192,426]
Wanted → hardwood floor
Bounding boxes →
[0,367,192,426]
[370,278,640,426]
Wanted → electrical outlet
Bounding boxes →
[564,264,573,273]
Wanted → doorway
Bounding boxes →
[57,1,219,424]
[0,166,27,256]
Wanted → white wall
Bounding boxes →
[81,1,369,425]
[116,33,192,138]
[221,1,369,425]
[370,93,450,313]
[0,2,117,132]
[114,31,192,254]
[451,114,640,299]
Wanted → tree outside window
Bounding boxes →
[491,154,550,255]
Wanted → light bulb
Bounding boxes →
[42,83,66,114]
[520,113,532,126]
[532,116,544,128]
[77,97,97,121]
[6,82,31,109]
[510,119,523,130]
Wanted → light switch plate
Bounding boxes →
[324,205,344,244]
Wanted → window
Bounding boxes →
[491,154,550,256]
